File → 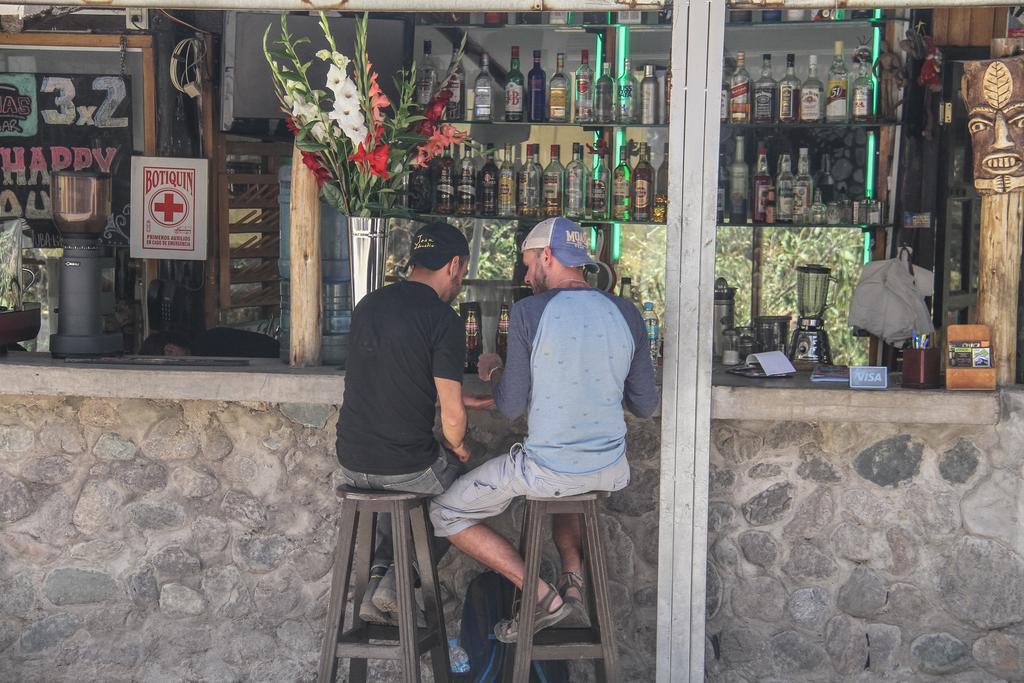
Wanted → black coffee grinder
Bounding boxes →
[49,172,123,358]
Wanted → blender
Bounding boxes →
[788,264,835,366]
[49,172,123,358]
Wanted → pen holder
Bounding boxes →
[902,348,940,389]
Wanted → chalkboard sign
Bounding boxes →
[0,73,133,247]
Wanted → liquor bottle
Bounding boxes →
[815,154,836,203]
[518,144,542,217]
[416,40,437,106]
[498,144,517,217]
[408,163,433,213]
[721,63,730,123]
[775,153,795,223]
[495,303,510,364]
[729,51,751,123]
[444,46,466,121]
[565,142,589,219]
[728,9,752,23]
[640,65,660,125]
[728,135,749,223]
[825,41,849,123]
[456,144,477,216]
[752,53,777,124]
[612,145,632,221]
[434,144,456,214]
[542,144,565,217]
[616,58,636,123]
[595,62,615,123]
[474,53,493,121]
[549,53,569,122]
[810,189,827,224]
[464,308,481,373]
[665,59,672,121]
[653,143,669,223]
[778,53,800,123]
[589,147,611,220]
[852,57,873,121]
[752,145,771,223]
[575,49,594,122]
[505,46,524,122]
[619,276,632,300]
[479,144,499,217]
[799,54,824,123]
[633,143,655,222]
[527,50,547,122]
[717,152,728,223]
[793,147,813,223]
[761,9,782,22]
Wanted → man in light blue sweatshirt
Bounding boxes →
[430,216,659,643]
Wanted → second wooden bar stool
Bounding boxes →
[504,492,619,683]
[317,486,449,683]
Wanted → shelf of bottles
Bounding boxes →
[719,8,886,236]
[408,11,672,230]
[416,10,672,31]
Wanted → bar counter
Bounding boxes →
[0,353,1003,425]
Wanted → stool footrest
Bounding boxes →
[338,625,444,659]
[532,643,605,661]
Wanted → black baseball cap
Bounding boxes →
[408,222,470,270]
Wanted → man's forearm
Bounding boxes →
[441,407,468,449]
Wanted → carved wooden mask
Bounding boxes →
[962,57,1024,195]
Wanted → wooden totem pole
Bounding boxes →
[962,56,1024,385]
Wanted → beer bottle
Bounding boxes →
[496,303,510,364]
[464,308,480,373]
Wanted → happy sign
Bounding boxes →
[0,73,132,247]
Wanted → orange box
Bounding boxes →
[945,324,996,390]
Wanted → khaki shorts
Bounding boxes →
[429,445,630,537]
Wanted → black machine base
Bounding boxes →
[50,332,123,359]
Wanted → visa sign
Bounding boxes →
[849,366,888,390]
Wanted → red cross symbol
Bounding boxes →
[153,192,185,224]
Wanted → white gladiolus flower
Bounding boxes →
[326,64,347,94]
[342,123,368,147]
[332,77,359,104]
[311,122,329,143]
[331,51,350,72]
[291,98,319,124]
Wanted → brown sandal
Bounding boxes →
[494,580,568,644]
[556,570,585,608]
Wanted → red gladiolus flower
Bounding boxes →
[367,64,391,123]
[300,151,331,188]
[349,138,391,180]
[284,114,299,135]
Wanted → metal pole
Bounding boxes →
[656,0,722,680]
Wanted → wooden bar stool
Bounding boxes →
[317,486,449,683]
[505,492,618,683]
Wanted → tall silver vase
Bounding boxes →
[347,216,388,309]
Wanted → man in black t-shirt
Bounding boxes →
[337,222,486,624]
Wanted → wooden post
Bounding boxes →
[977,193,1024,384]
[289,146,322,367]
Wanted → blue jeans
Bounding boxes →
[340,445,464,571]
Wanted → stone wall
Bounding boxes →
[0,394,660,682]
[706,389,1024,682]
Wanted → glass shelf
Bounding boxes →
[722,121,895,130]
[419,22,671,32]
[447,120,669,129]
[414,212,666,227]
[725,19,881,31]
[717,222,880,230]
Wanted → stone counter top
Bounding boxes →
[0,353,1005,425]
[711,368,1001,425]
